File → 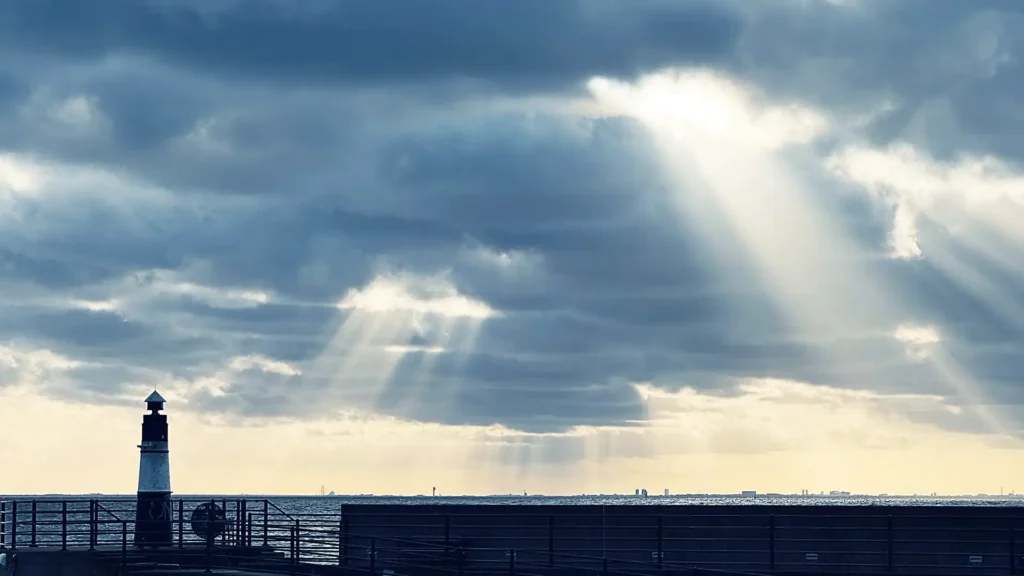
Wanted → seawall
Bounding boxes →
[339,503,1024,574]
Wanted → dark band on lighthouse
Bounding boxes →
[134,390,173,547]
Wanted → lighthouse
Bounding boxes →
[134,390,173,547]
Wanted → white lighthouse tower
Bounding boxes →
[134,390,173,547]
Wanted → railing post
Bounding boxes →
[1010,518,1016,575]
[221,499,228,546]
[207,499,216,574]
[178,499,184,549]
[337,515,344,566]
[342,513,350,565]
[93,500,100,549]
[769,514,775,573]
[262,500,269,547]
[369,537,377,576]
[508,548,516,576]
[88,500,96,550]
[205,503,214,575]
[248,512,253,548]
[887,514,894,572]
[294,519,301,564]
[61,501,68,551]
[602,557,608,576]
[657,515,663,569]
[10,501,17,549]
[548,515,554,567]
[1,501,6,547]
[121,521,128,570]
[239,500,247,547]
[30,501,37,547]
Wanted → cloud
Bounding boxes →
[827,142,1024,258]
[477,376,984,468]
[0,343,80,388]
[0,0,742,90]
[1,0,1024,472]
[337,272,499,320]
[589,69,830,149]
[893,323,941,361]
[730,0,1024,161]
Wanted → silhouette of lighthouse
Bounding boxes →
[134,391,173,547]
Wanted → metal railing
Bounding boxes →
[0,497,768,575]
[327,507,1024,575]
[1,499,1021,575]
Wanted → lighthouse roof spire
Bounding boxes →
[145,390,166,412]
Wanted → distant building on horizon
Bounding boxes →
[741,491,756,497]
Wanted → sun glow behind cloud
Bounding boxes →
[308,271,498,411]
[827,144,1024,260]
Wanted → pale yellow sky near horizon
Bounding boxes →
[3,380,1023,497]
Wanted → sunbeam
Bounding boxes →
[587,69,1011,437]
[309,271,499,413]
[588,69,890,372]
[826,142,1024,435]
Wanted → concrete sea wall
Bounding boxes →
[340,504,1024,574]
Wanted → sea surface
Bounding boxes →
[264,495,1024,512]
[7,494,1024,515]
[10,494,1021,513]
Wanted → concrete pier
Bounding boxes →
[339,503,1024,574]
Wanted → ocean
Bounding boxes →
[10,494,1024,511]
[174,494,1024,514]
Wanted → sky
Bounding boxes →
[2,0,1024,496]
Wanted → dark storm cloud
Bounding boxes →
[1,104,1013,433]
[382,353,649,433]
[0,69,21,103]
[0,248,115,290]
[1,0,1023,441]
[0,0,741,90]
[0,59,374,197]
[732,0,1024,161]
[376,116,662,229]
